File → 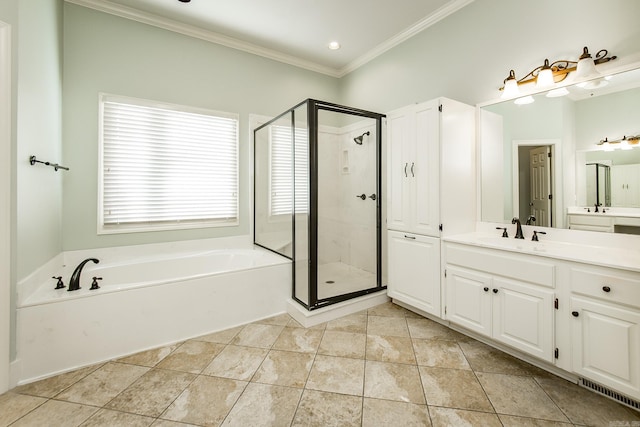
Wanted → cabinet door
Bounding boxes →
[387,231,441,316]
[627,164,640,207]
[386,109,413,232]
[571,296,640,400]
[445,265,492,336]
[493,278,555,362]
[413,101,440,237]
[611,165,640,207]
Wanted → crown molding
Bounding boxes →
[337,0,475,77]
[65,0,474,79]
[64,0,342,77]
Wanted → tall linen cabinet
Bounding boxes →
[386,98,476,316]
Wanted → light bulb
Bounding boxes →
[501,72,520,99]
[546,87,569,98]
[536,59,554,88]
[575,47,599,79]
[514,96,535,105]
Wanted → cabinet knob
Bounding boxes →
[483,287,489,292]
[602,286,611,293]
[492,288,498,294]
[572,311,579,317]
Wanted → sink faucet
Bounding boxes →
[68,258,99,291]
[526,215,536,225]
[512,217,524,239]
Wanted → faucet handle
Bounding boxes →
[52,276,65,289]
[495,227,508,238]
[90,277,102,290]
[532,230,547,241]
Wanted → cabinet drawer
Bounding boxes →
[571,266,640,309]
[568,215,613,227]
[445,244,554,288]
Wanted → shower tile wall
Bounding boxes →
[318,125,377,277]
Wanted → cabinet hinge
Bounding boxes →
[438,104,443,112]
[444,269,447,278]
[554,298,558,309]
[554,348,559,359]
[439,224,443,232]
[444,306,447,315]
[549,194,553,200]
[548,152,552,158]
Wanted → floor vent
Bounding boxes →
[579,378,640,411]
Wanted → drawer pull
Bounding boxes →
[602,286,611,293]
[403,235,416,240]
[492,288,498,294]
[572,311,579,317]
[483,287,489,292]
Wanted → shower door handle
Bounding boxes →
[356,194,366,200]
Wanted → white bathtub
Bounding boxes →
[15,239,291,384]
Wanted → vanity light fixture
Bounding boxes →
[597,135,639,151]
[499,46,616,99]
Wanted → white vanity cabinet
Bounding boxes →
[444,243,556,362]
[386,98,475,317]
[569,264,640,400]
[387,231,440,316]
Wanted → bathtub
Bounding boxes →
[15,239,291,384]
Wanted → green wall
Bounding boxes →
[62,4,339,250]
[338,0,640,112]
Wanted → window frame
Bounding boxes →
[97,92,240,235]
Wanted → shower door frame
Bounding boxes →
[301,99,385,310]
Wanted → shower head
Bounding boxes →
[354,131,370,145]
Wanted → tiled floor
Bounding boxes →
[2,302,640,426]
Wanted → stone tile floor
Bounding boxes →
[1,302,640,426]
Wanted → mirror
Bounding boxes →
[480,65,640,235]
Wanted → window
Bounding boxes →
[270,125,308,215]
[99,93,239,233]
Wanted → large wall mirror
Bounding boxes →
[480,65,640,235]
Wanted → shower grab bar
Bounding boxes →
[30,155,69,172]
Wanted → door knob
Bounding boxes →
[368,194,377,201]
[602,286,611,293]
[356,194,366,200]
[492,288,498,293]
[572,311,579,317]
[483,287,489,292]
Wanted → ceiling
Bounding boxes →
[67,0,474,77]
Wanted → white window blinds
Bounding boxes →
[99,94,239,233]
[270,125,308,215]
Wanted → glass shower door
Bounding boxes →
[316,111,379,302]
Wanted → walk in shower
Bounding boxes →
[254,99,385,310]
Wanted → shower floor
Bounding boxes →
[317,261,377,300]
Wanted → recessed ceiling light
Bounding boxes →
[328,41,341,50]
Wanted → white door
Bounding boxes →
[626,164,640,208]
[529,146,551,226]
[387,231,441,316]
[445,265,492,336]
[386,108,413,232]
[571,297,640,399]
[611,165,625,207]
[412,100,440,237]
[493,278,555,362]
